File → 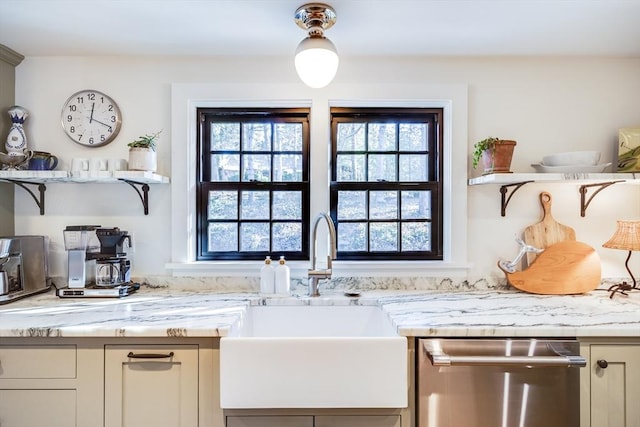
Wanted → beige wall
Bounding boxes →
[13,55,640,280]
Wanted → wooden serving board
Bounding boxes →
[523,191,576,265]
[498,240,601,295]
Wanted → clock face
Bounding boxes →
[61,89,122,147]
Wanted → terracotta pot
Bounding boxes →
[481,140,516,174]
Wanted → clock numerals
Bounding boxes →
[62,90,121,147]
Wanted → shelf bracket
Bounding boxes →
[499,181,534,216]
[579,180,624,217]
[0,179,46,215]
[119,179,151,215]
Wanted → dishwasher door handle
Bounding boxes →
[427,352,586,368]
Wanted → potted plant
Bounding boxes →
[472,137,517,174]
[127,130,161,172]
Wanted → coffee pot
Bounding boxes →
[0,238,24,296]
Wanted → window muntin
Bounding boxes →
[330,108,443,261]
[197,108,310,261]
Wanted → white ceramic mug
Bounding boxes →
[70,158,89,176]
[89,157,108,174]
[108,158,128,172]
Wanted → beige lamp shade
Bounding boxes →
[603,220,640,251]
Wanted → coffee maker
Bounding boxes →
[59,225,138,298]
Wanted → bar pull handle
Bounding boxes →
[127,351,174,359]
[427,352,586,368]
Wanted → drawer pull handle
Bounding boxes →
[127,351,174,359]
[597,359,608,369]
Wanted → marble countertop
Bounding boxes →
[1,286,639,338]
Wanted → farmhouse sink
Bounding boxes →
[219,305,408,408]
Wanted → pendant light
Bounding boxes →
[294,3,338,88]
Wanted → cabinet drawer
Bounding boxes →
[0,389,77,426]
[227,416,313,427]
[0,345,76,379]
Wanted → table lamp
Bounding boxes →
[603,220,640,298]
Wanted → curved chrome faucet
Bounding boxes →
[308,212,337,297]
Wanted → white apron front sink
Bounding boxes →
[220,305,407,409]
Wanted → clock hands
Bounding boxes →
[89,103,95,123]
[87,116,113,132]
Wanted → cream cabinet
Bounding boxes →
[104,344,199,427]
[588,344,640,427]
[225,412,403,427]
[0,338,220,427]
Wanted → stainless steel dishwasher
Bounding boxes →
[417,338,586,427]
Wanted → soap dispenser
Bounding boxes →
[260,256,275,294]
[275,255,290,295]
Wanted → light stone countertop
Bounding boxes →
[1,286,639,338]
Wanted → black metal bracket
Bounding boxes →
[578,181,624,217]
[499,181,534,216]
[0,179,46,215]
[119,179,151,215]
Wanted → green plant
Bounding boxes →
[127,130,162,151]
[472,136,500,168]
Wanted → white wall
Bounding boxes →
[13,55,640,281]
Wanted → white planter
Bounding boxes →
[128,147,157,172]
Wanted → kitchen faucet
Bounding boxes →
[308,212,337,297]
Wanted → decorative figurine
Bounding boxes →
[5,105,29,156]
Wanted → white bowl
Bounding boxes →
[542,151,601,166]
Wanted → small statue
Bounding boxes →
[5,105,29,156]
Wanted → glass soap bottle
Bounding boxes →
[275,256,290,295]
[260,256,275,294]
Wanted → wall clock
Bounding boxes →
[61,89,122,147]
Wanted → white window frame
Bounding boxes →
[167,83,470,277]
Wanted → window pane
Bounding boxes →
[241,191,269,219]
[242,154,271,181]
[370,223,398,251]
[399,155,427,181]
[273,191,301,220]
[402,222,431,251]
[208,223,237,251]
[368,154,396,181]
[337,154,366,181]
[337,123,365,151]
[273,154,302,182]
[402,191,431,219]
[208,191,237,220]
[272,223,302,252]
[240,223,270,251]
[337,191,366,220]
[242,123,271,151]
[211,123,239,151]
[274,123,302,151]
[369,191,398,219]
[399,123,427,151]
[210,154,239,181]
[338,222,367,251]
[368,123,396,151]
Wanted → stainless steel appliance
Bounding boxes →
[0,235,51,304]
[417,338,585,427]
[58,226,137,298]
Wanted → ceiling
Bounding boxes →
[1,0,640,57]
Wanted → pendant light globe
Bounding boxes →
[294,36,339,88]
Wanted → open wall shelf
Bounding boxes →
[0,170,170,215]
[468,172,640,217]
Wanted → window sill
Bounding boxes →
[165,261,472,278]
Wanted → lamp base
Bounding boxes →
[607,281,635,299]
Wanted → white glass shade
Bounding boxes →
[294,36,339,89]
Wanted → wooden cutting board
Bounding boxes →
[498,240,601,295]
[523,191,576,265]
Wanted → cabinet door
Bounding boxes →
[104,345,198,427]
[591,345,640,427]
[226,416,313,427]
[0,389,76,427]
[315,415,401,427]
